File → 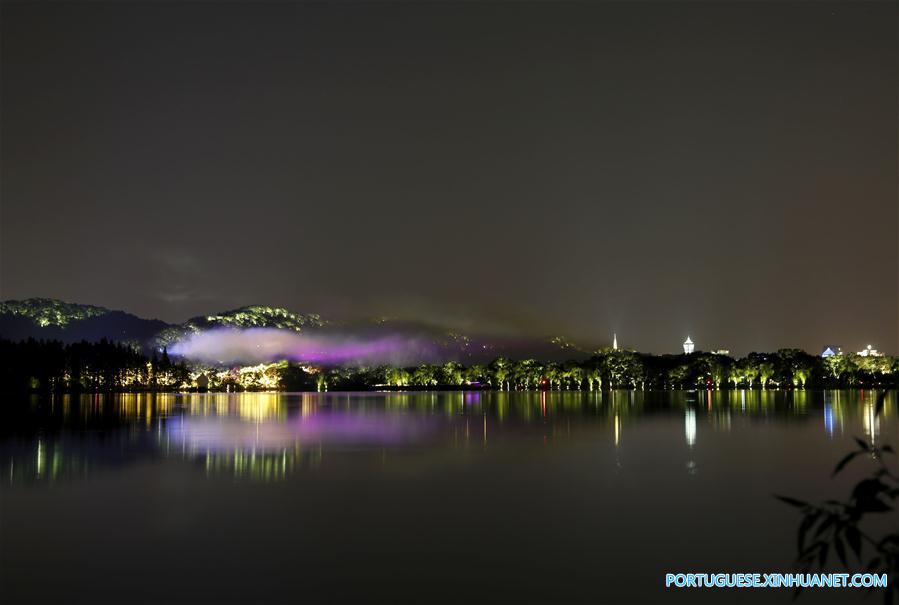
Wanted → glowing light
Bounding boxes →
[169,327,438,366]
[863,399,880,443]
[1,298,106,328]
[685,409,696,447]
[35,439,44,476]
[858,345,883,357]
[823,403,835,438]
[614,414,621,447]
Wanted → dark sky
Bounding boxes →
[1,1,897,355]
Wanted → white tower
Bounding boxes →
[683,336,694,354]
[613,333,618,351]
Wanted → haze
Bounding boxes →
[1,1,896,355]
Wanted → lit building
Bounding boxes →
[821,345,841,358]
[683,337,694,354]
[858,345,883,357]
[613,333,618,351]
[712,349,730,356]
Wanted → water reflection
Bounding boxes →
[824,402,836,438]
[685,408,697,447]
[864,398,881,444]
[1,390,895,484]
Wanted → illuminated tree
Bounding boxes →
[737,357,759,388]
[585,363,602,391]
[758,361,774,388]
[440,362,464,386]
[384,367,410,387]
[489,357,511,390]
[543,362,561,389]
[511,359,540,390]
[562,361,585,390]
[412,364,438,387]
[315,372,328,392]
[464,364,489,385]
[666,363,690,389]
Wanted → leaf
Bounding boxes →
[798,512,820,552]
[877,535,899,548]
[846,526,862,560]
[834,535,847,567]
[852,479,893,513]
[818,543,828,568]
[776,495,809,508]
[813,515,835,539]
[834,451,861,476]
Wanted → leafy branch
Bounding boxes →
[777,392,899,603]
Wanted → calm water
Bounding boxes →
[1,390,896,604]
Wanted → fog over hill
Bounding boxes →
[0,299,595,365]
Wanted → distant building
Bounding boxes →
[712,349,730,356]
[683,337,694,354]
[821,345,842,357]
[858,345,883,357]
[613,333,618,351]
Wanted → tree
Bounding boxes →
[585,361,602,391]
[464,364,488,386]
[738,357,759,388]
[440,362,464,386]
[562,361,585,390]
[489,357,511,390]
[412,364,438,387]
[511,359,540,390]
[543,362,561,390]
[384,366,410,387]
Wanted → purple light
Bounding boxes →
[166,412,436,451]
[168,328,438,365]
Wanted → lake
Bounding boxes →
[1,390,895,604]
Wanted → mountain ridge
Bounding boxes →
[0,298,595,361]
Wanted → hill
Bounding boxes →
[154,305,326,347]
[0,298,171,347]
[1,299,594,362]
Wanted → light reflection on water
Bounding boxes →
[1,390,895,484]
[3,389,899,605]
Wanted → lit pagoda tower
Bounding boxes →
[683,336,694,354]
[613,333,618,351]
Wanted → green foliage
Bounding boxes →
[412,364,439,387]
[778,393,898,604]
[155,305,326,346]
[199,306,324,331]
[0,338,189,392]
[3,337,897,393]
[0,298,108,327]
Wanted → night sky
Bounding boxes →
[1,1,896,355]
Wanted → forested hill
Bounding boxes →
[0,299,170,346]
[153,305,326,347]
[0,299,590,362]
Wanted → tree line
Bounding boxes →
[1,338,188,393]
[2,337,896,393]
[314,349,897,391]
